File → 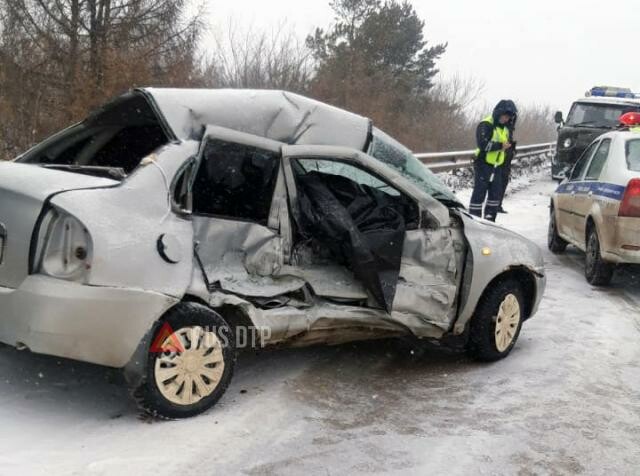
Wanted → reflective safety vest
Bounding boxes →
[630,126,640,133]
[475,115,510,166]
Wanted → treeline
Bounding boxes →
[0,0,556,160]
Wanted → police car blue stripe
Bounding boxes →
[555,181,626,201]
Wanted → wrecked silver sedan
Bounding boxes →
[0,88,545,418]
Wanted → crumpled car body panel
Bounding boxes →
[0,88,545,369]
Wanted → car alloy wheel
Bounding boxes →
[154,326,225,406]
[494,294,521,353]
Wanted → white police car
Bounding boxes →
[548,112,640,285]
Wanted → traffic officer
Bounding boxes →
[469,100,517,221]
[497,101,518,214]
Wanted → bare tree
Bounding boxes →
[0,0,205,159]
[203,19,314,92]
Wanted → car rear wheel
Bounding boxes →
[133,303,236,419]
[467,279,524,362]
[585,227,614,286]
[548,209,568,253]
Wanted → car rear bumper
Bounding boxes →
[0,275,177,368]
[602,217,640,264]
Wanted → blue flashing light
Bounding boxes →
[587,86,636,99]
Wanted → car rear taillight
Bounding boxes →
[619,178,640,217]
[32,206,93,282]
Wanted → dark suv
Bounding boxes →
[553,96,640,179]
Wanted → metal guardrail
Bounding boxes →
[415,142,556,173]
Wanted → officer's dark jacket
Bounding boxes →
[476,100,518,160]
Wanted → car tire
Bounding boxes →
[467,279,525,362]
[132,302,236,419]
[585,227,614,286]
[547,209,568,253]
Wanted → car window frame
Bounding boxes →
[172,126,285,228]
[568,140,599,182]
[287,155,423,232]
[584,138,612,181]
[625,138,640,172]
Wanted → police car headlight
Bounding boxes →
[563,138,573,149]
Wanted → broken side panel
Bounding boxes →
[193,216,306,298]
[190,126,307,300]
[392,227,461,333]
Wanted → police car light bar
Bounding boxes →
[586,86,638,99]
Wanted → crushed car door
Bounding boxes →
[187,126,304,300]
[282,146,459,331]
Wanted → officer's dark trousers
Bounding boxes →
[498,153,513,207]
[469,159,503,221]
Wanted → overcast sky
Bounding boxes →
[205,0,640,114]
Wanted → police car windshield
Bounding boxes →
[625,139,640,172]
[368,128,463,207]
[567,103,640,129]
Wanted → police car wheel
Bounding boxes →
[132,303,236,419]
[585,227,614,286]
[467,279,524,362]
[548,210,568,253]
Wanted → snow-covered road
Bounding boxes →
[1,176,640,475]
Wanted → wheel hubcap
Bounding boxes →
[494,294,521,352]
[154,326,225,406]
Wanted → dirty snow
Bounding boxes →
[1,172,640,475]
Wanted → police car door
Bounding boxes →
[573,138,612,247]
[556,141,599,241]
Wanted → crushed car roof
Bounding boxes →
[141,88,371,151]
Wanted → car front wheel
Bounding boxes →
[467,279,525,362]
[133,303,236,419]
[585,227,614,286]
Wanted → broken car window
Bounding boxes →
[192,139,279,224]
[297,159,401,196]
[17,92,169,178]
[368,128,463,207]
[292,157,415,310]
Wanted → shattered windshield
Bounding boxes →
[567,103,640,129]
[368,128,463,207]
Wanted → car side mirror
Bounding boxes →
[554,111,564,125]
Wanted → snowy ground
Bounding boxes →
[1,174,640,475]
